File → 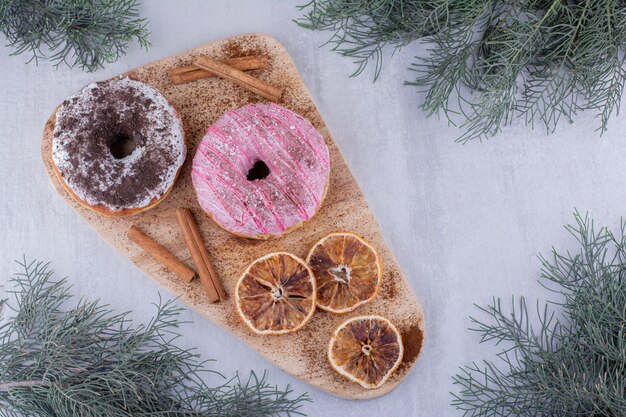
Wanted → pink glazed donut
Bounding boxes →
[191,103,331,239]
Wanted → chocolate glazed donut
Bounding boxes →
[192,103,330,239]
[52,77,186,216]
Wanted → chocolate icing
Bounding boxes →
[52,78,186,212]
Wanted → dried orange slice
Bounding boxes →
[328,315,403,389]
[306,232,382,313]
[235,252,316,335]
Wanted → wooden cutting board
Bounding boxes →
[41,34,425,400]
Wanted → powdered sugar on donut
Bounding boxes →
[192,103,330,237]
[52,77,185,212]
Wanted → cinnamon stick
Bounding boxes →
[169,55,269,85]
[175,208,226,302]
[194,55,283,102]
[127,225,195,283]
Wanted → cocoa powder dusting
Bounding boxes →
[382,272,397,299]
[399,323,424,370]
[221,36,268,58]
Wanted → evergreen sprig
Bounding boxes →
[452,212,626,416]
[297,1,626,142]
[0,259,310,416]
[0,0,150,72]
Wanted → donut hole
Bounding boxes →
[109,132,137,159]
[247,160,270,181]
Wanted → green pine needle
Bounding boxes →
[0,0,151,72]
[297,1,626,142]
[452,212,626,416]
[0,259,310,416]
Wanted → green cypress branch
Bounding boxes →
[0,259,310,416]
[451,212,626,416]
[297,1,626,142]
[0,0,150,72]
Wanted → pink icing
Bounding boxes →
[192,103,331,237]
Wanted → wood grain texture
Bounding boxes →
[40,33,425,400]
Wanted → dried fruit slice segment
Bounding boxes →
[328,315,403,389]
[307,232,382,313]
[235,252,316,335]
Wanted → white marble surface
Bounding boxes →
[1,1,625,416]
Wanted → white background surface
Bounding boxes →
[1,1,626,416]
